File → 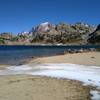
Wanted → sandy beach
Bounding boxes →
[30,51,100,66]
[0,51,100,100]
[0,75,90,100]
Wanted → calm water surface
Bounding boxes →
[0,45,100,65]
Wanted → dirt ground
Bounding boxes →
[0,75,90,100]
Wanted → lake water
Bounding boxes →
[0,45,100,65]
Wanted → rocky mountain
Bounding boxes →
[30,22,95,44]
[88,24,100,44]
[0,32,14,39]
[0,32,15,44]
[0,22,99,45]
[34,22,55,33]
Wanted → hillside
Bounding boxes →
[0,22,99,45]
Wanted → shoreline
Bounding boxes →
[29,51,100,66]
[0,51,100,100]
[0,51,100,67]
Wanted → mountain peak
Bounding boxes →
[40,22,50,26]
[34,22,54,33]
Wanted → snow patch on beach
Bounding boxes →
[1,63,100,88]
[7,65,32,71]
[28,63,100,87]
[90,90,100,100]
[0,63,100,99]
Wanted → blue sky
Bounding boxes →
[0,0,100,34]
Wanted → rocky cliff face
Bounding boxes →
[30,22,95,44]
[88,24,100,44]
[34,22,55,33]
[0,22,99,45]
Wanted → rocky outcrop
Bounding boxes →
[72,22,94,34]
[34,22,55,33]
[88,24,100,44]
[0,33,14,40]
[0,22,99,45]
[31,22,95,44]
[0,33,15,44]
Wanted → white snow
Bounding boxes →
[7,65,32,71]
[38,22,50,32]
[28,63,100,87]
[90,90,100,100]
[1,63,100,88]
[40,22,49,26]
[0,63,100,99]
